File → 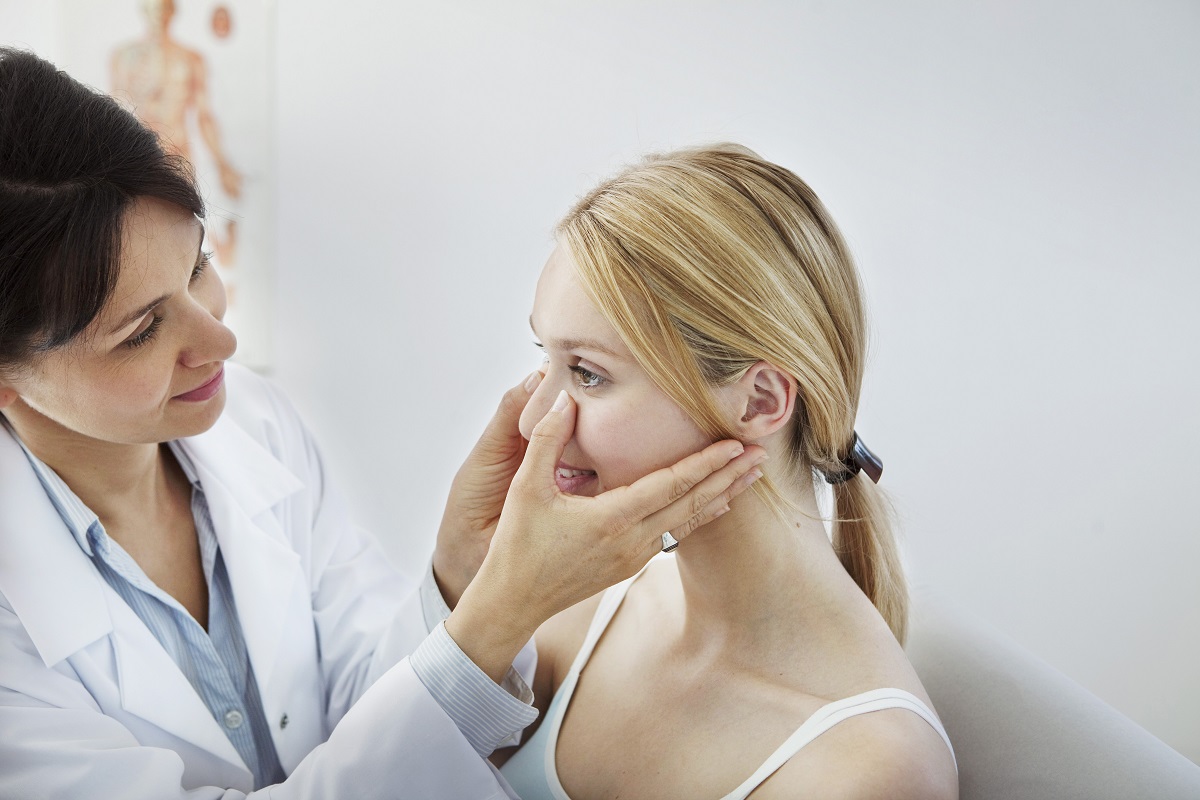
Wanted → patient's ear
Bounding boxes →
[725,361,797,440]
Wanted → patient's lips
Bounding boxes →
[555,461,598,495]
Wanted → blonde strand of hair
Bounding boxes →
[833,476,909,643]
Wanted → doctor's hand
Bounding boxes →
[433,371,544,609]
[445,390,766,684]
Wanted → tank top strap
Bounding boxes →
[562,564,647,680]
[510,563,654,800]
[719,688,957,800]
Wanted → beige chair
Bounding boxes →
[905,588,1200,800]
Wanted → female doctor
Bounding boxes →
[0,49,765,799]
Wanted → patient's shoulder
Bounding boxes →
[751,705,958,800]
[535,558,673,689]
[534,589,606,689]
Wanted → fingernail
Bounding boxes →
[551,390,569,412]
[524,371,542,392]
[715,505,731,517]
[729,443,745,460]
[753,452,770,466]
[746,468,764,485]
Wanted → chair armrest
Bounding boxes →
[906,587,1200,800]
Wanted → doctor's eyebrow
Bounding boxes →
[109,226,207,334]
[528,315,625,359]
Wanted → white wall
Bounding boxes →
[5,0,1197,763]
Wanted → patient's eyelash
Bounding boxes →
[533,340,607,389]
[569,364,606,389]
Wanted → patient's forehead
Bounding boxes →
[530,244,631,362]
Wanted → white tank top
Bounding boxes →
[500,569,956,800]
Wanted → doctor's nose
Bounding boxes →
[179,265,238,368]
[518,369,560,441]
[179,313,238,369]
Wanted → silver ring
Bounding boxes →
[660,532,679,553]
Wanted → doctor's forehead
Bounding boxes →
[119,198,203,258]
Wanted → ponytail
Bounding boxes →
[832,475,908,643]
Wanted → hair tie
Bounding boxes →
[823,432,883,485]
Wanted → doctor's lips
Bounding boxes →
[555,461,597,494]
[174,366,225,402]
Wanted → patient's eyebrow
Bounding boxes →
[529,315,625,359]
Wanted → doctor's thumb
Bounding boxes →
[518,390,576,494]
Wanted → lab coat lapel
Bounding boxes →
[0,425,247,772]
[178,419,312,743]
[0,425,110,666]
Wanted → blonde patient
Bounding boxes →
[495,145,958,799]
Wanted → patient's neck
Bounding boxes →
[670,461,860,659]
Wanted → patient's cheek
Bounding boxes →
[582,408,706,491]
[574,413,645,489]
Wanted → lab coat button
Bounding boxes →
[224,709,245,730]
[279,713,289,730]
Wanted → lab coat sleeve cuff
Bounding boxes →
[421,562,538,749]
[409,622,538,757]
[420,559,454,633]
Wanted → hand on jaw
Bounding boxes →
[434,373,766,684]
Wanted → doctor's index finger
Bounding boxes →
[490,371,543,431]
[604,440,765,527]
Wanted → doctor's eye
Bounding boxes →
[190,251,214,283]
[125,315,164,349]
[569,364,607,390]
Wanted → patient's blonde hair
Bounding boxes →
[557,143,908,642]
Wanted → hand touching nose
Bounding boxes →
[433,371,544,608]
[446,390,766,683]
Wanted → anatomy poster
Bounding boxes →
[58,0,276,369]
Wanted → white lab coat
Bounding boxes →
[0,364,523,799]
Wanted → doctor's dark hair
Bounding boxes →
[0,47,203,370]
[558,144,908,642]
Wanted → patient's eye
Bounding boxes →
[569,364,606,390]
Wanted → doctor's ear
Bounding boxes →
[725,361,797,440]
